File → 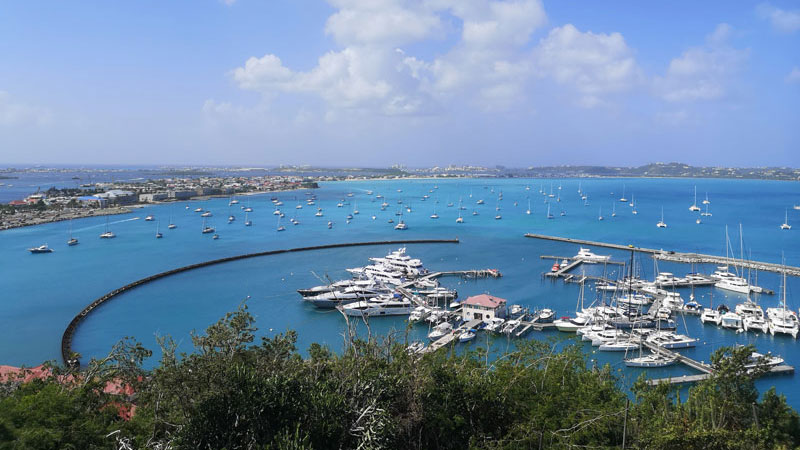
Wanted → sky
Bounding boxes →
[0,0,798,167]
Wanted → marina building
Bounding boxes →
[461,294,507,323]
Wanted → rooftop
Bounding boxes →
[464,294,507,309]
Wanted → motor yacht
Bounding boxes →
[427,322,453,340]
[28,244,54,254]
[338,296,412,317]
[574,247,611,263]
[721,311,743,330]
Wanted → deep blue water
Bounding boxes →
[1,177,799,405]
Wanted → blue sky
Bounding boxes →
[1,0,798,167]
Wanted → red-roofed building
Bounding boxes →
[461,294,507,323]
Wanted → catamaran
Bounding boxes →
[67,219,78,246]
[689,186,701,211]
[100,216,116,238]
[656,208,667,228]
[767,262,799,338]
[781,209,791,230]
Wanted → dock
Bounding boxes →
[646,365,795,386]
[640,339,795,386]
[525,233,797,279]
[397,269,502,307]
[423,319,483,353]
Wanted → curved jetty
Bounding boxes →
[61,238,459,366]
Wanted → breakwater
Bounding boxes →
[524,233,800,277]
[61,238,459,366]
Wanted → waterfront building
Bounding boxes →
[461,294,507,323]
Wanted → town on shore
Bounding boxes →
[2,161,799,230]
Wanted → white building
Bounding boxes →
[461,294,507,323]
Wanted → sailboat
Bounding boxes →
[430,202,439,219]
[67,219,78,246]
[526,198,531,215]
[689,186,701,211]
[456,209,464,223]
[767,260,799,338]
[168,208,177,229]
[598,207,604,221]
[244,211,252,226]
[611,203,616,217]
[702,192,710,205]
[353,201,359,215]
[155,221,163,239]
[201,217,215,234]
[656,208,667,228]
[494,200,501,219]
[546,203,554,219]
[619,184,627,202]
[229,196,239,206]
[277,215,285,232]
[781,209,791,230]
[701,202,712,217]
[701,288,722,325]
[99,216,115,238]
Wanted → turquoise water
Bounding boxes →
[1,178,800,404]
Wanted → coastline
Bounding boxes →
[0,207,133,231]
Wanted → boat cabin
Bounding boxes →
[461,294,507,323]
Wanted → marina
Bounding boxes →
[3,176,800,412]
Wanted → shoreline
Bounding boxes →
[0,207,134,232]
[1,186,317,232]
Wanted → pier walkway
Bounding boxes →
[61,238,460,366]
[525,233,800,277]
[423,319,483,353]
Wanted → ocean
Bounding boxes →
[1,177,799,405]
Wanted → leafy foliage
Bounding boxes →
[1,304,799,449]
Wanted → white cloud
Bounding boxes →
[231,0,551,114]
[786,67,800,83]
[654,24,748,102]
[0,91,51,127]
[532,24,642,107]
[757,3,800,34]
[325,0,443,46]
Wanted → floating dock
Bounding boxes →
[525,233,800,277]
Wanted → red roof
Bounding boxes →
[464,294,507,308]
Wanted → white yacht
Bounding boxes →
[99,217,116,238]
[781,209,791,230]
[28,244,54,254]
[394,221,408,230]
[701,308,722,326]
[598,339,639,352]
[339,296,412,317]
[625,352,677,368]
[428,322,453,340]
[689,186,701,211]
[646,331,698,349]
[768,268,799,338]
[574,247,611,263]
[656,207,667,228]
[720,311,743,330]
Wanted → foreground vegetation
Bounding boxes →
[1,304,799,449]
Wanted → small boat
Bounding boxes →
[201,218,215,234]
[781,209,791,230]
[458,329,477,343]
[624,352,677,368]
[656,207,667,228]
[100,217,115,238]
[494,214,501,220]
[428,322,453,340]
[551,262,560,272]
[531,309,555,323]
[194,207,203,213]
[155,221,163,239]
[28,244,54,254]
[689,186,701,211]
[144,215,154,221]
[394,221,408,230]
[212,234,219,240]
[228,215,235,223]
[328,221,333,229]
[67,219,78,246]
[201,211,212,217]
